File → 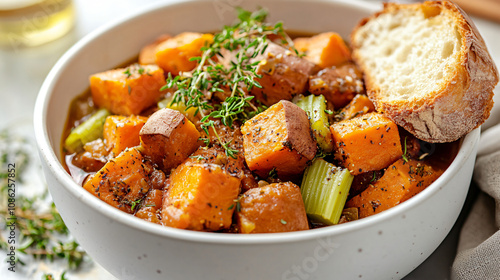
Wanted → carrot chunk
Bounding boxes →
[241,100,317,179]
[162,161,241,231]
[83,148,160,214]
[294,32,351,68]
[339,94,375,120]
[330,112,402,175]
[103,115,148,157]
[90,64,166,115]
[139,108,201,173]
[237,182,309,233]
[345,158,444,218]
[155,32,214,75]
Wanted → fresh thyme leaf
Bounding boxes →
[268,167,278,179]
[402,136,409,162]
[164,8,290,157]
[223,141,238,159]
[0,130,87,271]
[43,273,55,280]
[42,271,69,280]
[199,137,210,146]
[129,198,142,212]
[189,155,206,161]
[230,197,242,212]
[123,68,132,78]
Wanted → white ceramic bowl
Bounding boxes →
[34,0,480,279]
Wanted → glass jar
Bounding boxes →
[0,0,75,48]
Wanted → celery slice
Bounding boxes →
[294,94,334,153]
[64,108,110,154]
[300,158,354,225]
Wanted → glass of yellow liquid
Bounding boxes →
[0,0,75,48]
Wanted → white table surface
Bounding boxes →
[1,0,499,279]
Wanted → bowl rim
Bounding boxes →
[34,0,479,245]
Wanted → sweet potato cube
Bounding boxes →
[309,63,364,109]
[249,42,318,106]
[346,158,443,218]
[339,94,375,120]
[103,115,148,157]
[139,34,172,65]
[134,189,163,224]
[155,32,214,75]
[83,148,156,214]
[162,162,241,231]
[90,64,166,115]
[241,100,317,179]
[294,32,351,68]
[237,182,309,233]
[330,112,402,175]
[140,108,201,173]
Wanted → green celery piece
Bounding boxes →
[301,158,354,225]
[64,108,110,154]
[294,94,333,153]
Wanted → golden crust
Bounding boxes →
[351,1,499,143]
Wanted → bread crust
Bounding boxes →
[351,1,499,143]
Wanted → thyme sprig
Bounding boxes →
[163,8,291,158]
[10,200,85,269]
[43,271,68,280]
[0,130,86,270]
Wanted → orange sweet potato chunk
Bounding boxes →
[140,108,201,173]
[139,34,172,65]
[103,115,148,157]
[330,112,402,175]
[155,32,214,75]
[134,189,163,224]
[345,158,444,218]
[249,42,318,106]
[237,182,309,233]
[83,148,158,214]
[162,161,241,231]
[308,63,364,109]
[90,64,166,115]
[294,32,351,68]
[241,100,317,179]
[339,94,375,120]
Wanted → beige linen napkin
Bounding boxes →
[452,124,500,279]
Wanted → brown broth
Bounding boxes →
[60,55,138,172]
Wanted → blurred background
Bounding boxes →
[0,0,499,279]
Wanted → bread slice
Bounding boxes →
[351,1,499,143]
